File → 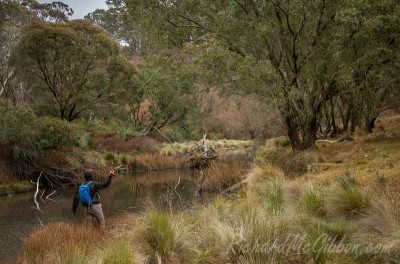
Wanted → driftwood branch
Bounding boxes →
[31,172,43,213]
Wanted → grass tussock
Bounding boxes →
[245,163,284,189]
[18,222,100,264]
[128,153,186,170]
[327,185,372,218]
[202,161,248,191]
[302,186,327,217]
[133,210,197,263]
[95,240,144,264]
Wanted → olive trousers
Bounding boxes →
[85,203,105,229]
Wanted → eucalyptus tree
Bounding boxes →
[85,0,141,56]
[0,0,74,103]
[335,0,400,133]
[126,0,347,149]
[12,20,134,121]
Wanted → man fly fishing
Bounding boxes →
[72,169,115,229]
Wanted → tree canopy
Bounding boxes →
[12,20,133,121]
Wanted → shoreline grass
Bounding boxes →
[0,182,34,196]
[159,140,253,156]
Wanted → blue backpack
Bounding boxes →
[78,181,93,206]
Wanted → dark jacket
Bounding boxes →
[72,176,112,214]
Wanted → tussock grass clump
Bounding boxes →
[351,198,400,262]
[258,177,285,214]
[319,219,352,240]
[202,161,247,191]
[302,186,327,217]
[134,210,196,263]
[246,163,284,189]
[128,153,186,170]
[95,240,144,264]
[327,186,371,218]
[19,222,100,264]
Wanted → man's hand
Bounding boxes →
[109,170,115,177]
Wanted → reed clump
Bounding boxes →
[128,153,187,171]
[202,161,248,191]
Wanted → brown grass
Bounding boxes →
[17,222,101,264]
[128,154,187,171]
[202,161,248,191]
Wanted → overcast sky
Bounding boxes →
[37,0,108,19]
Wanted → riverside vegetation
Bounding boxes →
[1,0,400,263]
[16,116,400,264]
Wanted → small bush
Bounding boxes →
[120,154,128,165]
[0,101,38,158]
[104,152,115,164]
[37,117,75,150]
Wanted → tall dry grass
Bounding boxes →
[128,153,187,171]
[201,161,248,191]
[18,223,101,264]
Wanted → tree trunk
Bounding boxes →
[285,115,318,150]
[350,115,358,134]
[329,98,338,137]
[365,117,377,133]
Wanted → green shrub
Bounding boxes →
[104,152,115,164]
[0,101,38,158]
[73,129,91,150]
[37,117,75,150]
[120,154,128,165]
[278,138,291,148]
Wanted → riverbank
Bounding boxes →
[14,116,400,264]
